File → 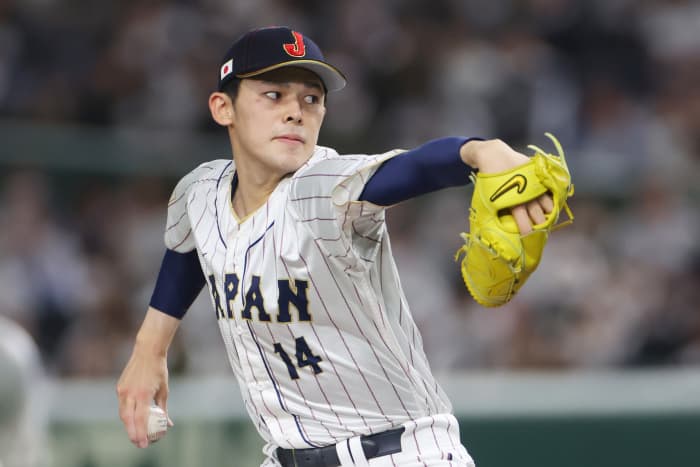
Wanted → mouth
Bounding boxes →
[274,134,305,144]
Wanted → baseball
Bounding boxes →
[147,405,168,443]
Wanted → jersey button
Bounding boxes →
[253,381,271,391]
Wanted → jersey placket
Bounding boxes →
[234,212,288,408]
[222,217,256,382]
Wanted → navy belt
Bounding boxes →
[276,427,405,467]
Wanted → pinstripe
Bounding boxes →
[171,228,192,250]
[334,183,352,200]
[296,251,371,431]
[421,379,436,414]
[198,209,219,253]
[292,172,363,179]
[249,402,270,439]
[214,162,233,248]
[241,221,275,300]
[243,323,291,444]
[428,416,440,455]
[409,326,416,366]
[420,375,441,414]
[199,180,226,252]
[444,416,458,453]
[243,225,318,448]
[317,235,347,246]
[405,420,428,467]
[167,176,216,207]
[412,322,422,350]
[368,268,386,329]
[263,202,269,259]
[274,209,345,441]
[279,323,339,442]
[350,283,415,418]
[340,204,350,235]
[277,205,293,281]
[166,210,188,231]
[230,317,287,444]
[340,195,353,224]
[413,423,429,467]
[305,317,365,436]
[300,217,337,223]
[172,189,210,249]
[352,223,381,243]
[309,238,393,423]
[290,194,333,202]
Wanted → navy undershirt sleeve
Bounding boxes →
[149,249,206,319]
[359,137,481,206]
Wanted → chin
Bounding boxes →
[282,145,313,163]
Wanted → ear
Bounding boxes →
[209,92,234,126]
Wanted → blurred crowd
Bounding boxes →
[0,0,698,378]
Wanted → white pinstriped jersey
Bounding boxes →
[165,146,454,450]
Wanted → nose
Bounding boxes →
[284,98,303,124]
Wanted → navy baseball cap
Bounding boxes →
[218,27,346,92]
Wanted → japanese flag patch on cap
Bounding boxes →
[220,59,233,81]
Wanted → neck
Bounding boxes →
[231,157,283,221]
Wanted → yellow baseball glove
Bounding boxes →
[455,133,574,307]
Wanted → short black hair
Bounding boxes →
[222,78,241,103]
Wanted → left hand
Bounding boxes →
[460,139,553,234]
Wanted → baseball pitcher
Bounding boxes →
[117,27,573,467]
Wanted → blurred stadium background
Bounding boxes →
[0,0,698,466]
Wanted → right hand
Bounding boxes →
[460,139,554,235]
[116,307,180,448]
[116,348,170,448]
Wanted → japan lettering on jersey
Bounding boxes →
[164,146,453,449]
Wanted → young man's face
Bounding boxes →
[229,67,326,176]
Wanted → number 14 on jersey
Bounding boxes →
[273,336,323,380]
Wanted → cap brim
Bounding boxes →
[236,60,347,92]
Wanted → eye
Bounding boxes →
[304,94,320,104]
[265,91,281,100]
